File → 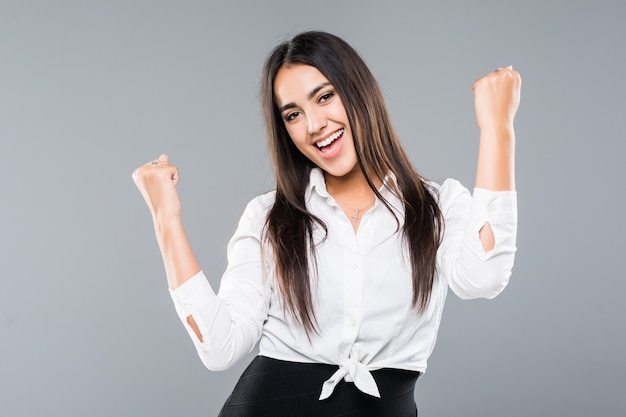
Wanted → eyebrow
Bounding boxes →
[278,82,333,114]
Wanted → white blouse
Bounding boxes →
[169,168,517,400]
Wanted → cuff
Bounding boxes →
[466,188,518,260]
[168,271,220,351]
[470,188,518,225]
[168,271,218,316]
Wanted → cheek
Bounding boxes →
[331,97,349,119]
[291,139,310,156]
[285,125,307,150]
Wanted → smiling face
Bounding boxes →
[273,64,359,180]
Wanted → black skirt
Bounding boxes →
[218,356,420,417]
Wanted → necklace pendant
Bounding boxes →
[351,209,360,225]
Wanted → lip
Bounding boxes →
[312,128,345,147]
[316,129,344,159]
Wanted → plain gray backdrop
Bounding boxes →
[2,0,625,416]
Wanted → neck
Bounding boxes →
[324,167,381,232]
[324,167,382,202]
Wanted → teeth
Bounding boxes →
[316,129,344,148]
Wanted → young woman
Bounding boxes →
[132,31,520,416]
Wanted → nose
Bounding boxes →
[306,108,327,135]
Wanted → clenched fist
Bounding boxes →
[472,66,521,132]
[132,154,182,220]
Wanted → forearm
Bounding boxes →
[154,215,201,290]
[167,196,272,367]
[473,125,516,251]
[475,125,516,191]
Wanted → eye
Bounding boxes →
[319,91,335,103]
[285,111,301,121]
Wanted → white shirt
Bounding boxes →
[169,168,517,400]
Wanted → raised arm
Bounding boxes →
[132,154,202,335]
[132,154,201,289]
[132,156,270,368]
[472,66,521,250]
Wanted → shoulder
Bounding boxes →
[246,190,276,212]
[426,178,471,215]
[241,190,276,222]
[228,190,276,238]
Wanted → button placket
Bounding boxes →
[342,251,363,342]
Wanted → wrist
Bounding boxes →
[479,124,515,141]
[153,213,184,235]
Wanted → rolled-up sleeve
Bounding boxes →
[168,195,273,371]
[436,179,517,299]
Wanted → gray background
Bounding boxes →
[1,0,625,416]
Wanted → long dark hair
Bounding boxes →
[261,31,443,334]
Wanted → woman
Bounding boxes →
[132,31,520,416]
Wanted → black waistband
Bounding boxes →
[218,356,420,417]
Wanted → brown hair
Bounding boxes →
[261,31,443,334]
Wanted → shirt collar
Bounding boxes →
[304,167,400,203]
[305,168,330,203]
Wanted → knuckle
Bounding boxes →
[132,167,142,180]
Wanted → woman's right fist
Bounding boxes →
[132,154,182,220]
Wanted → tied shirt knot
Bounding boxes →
[319,344,380,400]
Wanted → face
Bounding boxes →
[273,64,358,180]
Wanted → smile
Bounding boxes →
[315,129,344,149]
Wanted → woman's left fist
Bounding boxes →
[472,66,521,132]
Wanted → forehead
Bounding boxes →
[273,64,330,106]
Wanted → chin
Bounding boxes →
[321,161,359,179]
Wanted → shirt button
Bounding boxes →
[489,201,497,213]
